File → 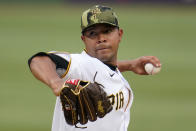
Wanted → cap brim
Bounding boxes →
[82,22,119,33]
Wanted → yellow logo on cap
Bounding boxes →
[90,8,102,23]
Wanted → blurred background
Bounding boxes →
[0,0,196,131]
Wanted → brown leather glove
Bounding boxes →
[60,79,113,127]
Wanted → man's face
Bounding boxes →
[81,24,123,65]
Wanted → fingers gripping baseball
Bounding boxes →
[140,56,161,67]
[60,79,113,127]
[132,56,161,75]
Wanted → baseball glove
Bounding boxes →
[60,79,113,127]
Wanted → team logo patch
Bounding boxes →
[64,104,71,110]
[66,79,79,86]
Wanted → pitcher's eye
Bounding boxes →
[85,31,97,38]
[89,31,96,36]
[103,28,113,34]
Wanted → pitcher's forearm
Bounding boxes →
[117,56,161,75]
[29,56,63,95]
[117,60,134,72]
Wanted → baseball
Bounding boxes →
[144,63,161,75]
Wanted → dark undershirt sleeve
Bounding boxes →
[28,52,69,75]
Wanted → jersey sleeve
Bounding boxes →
[28,51,71,78]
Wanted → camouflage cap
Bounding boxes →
[81,5,119,32]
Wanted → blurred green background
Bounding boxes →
[0,1,196,131]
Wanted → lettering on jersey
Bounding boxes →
[116,93,119,110]
[108,94,115,105]
[119,91,124,109]
[108,91,124,110]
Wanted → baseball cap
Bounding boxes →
[81,5,119,32]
